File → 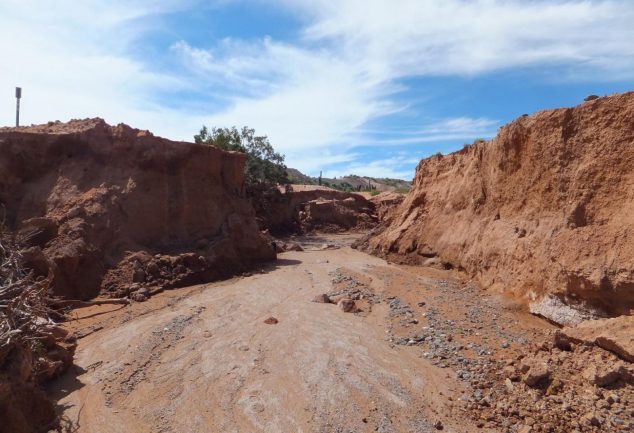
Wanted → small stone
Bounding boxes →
[130,288,149,302]
[546,378,563,395]
[583,412,602,427]
[263,317,278,324]
[584,363,627,387]
[311,294,331,303]
[517,425,532,433]
[146,261,160,275]
[433,420,443,430]
[337,298,356,313]
[523,361,551,387]
[132,268,146,283]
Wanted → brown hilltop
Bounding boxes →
[0,118,275,300]
[360,92,634,322]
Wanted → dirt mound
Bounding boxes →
[0,118,275,300]
[261,188,377,234]
[360,92,634,320]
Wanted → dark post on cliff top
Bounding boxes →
[15,87,22,127]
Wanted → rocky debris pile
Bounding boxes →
[556,315,634,362]
[0,118,275,302]
[101,251,233,300]
[373,272,634,432]
[464,333,634,433]
[0,228,76,433]
[311,292,358,313]
[261,187,378,235]
[328,268,381,305]
[299,197,377,233]
[360,92,634,321]
[309,268,384,314]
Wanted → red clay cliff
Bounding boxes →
[361,92,634,319]
[0,119,275,300]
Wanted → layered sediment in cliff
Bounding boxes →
[362,93,634,320]
[0,118,275,300]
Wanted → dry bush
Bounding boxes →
[0,224,54,354]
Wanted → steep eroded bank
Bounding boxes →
[361,92,634,320]
[0,118,275,300]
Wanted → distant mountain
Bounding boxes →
[287,168,411,193]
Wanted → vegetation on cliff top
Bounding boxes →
[195,126,289,187]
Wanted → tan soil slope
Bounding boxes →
[0,119,274,300]
[363,92,634,316]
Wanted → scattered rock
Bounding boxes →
[263,317,279,325]
[529,296,598,326]
[132,268,146,283]
[145,261,159,275]
[583,362,628,387]
[560,316,634,362]
[337,298,356,313]
[284,242,304,252]
[517,425,532,433]
[522,361,551,387]
[311,294,332,303]
[130,288,149,302]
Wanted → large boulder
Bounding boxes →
[558,315,634,362]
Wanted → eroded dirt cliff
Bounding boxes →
[0,118,275,301]
[361,92,634,320]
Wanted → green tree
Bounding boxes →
[195,126,288,186]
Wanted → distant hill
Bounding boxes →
[286,168,411,193]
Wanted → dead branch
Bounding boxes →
[47,298,130,308]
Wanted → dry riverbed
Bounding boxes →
[48,235,632,433]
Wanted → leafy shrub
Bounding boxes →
[195,126,288,187]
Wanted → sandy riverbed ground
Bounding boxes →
[49,234,552,433]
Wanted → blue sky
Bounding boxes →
[1,0,633,180]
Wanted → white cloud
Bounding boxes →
[172,38,400,153]
[1,0,633,179]
[179,0,634,167]
[293,0,634,78]
[0,0,204,139]
[324,155,420,180]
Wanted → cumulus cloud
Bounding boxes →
[178,0,634,171]
[293,0,634,78]
[0,0,204,138]
[1,0,633,177]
